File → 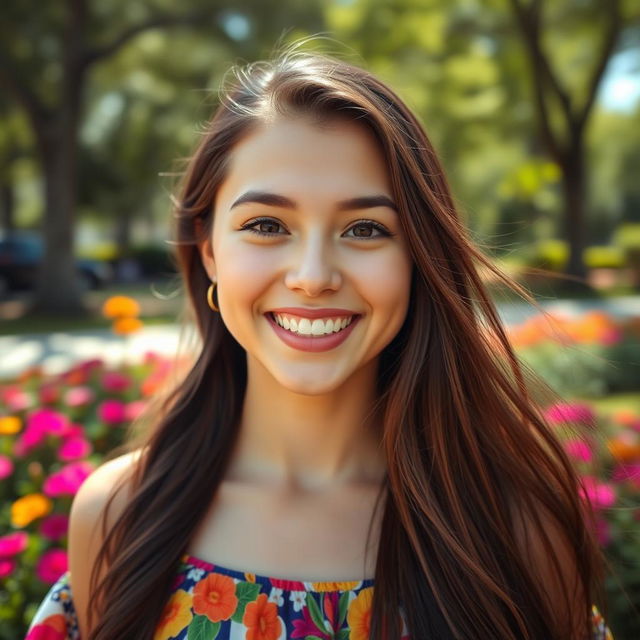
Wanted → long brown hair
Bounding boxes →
[88,45,607,639]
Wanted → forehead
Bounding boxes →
[215,115,392,207]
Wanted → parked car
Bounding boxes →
[0,233,112,297]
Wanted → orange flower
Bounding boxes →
[11,493,52,527]
[0,416,22,435]
[608,437,640,462]
[102,295,141,318]
[193,573,238,622]
[153,590,193,640]
[243,592,281,640]
[347,587,374,640]
[112,317,143,335]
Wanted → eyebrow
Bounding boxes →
[229,190,398,212]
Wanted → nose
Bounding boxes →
[284,234,342,296]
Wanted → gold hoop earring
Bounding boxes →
[206,282,219,312]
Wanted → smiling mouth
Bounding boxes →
[268,312,358,337]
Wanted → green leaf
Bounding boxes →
[337,629,351,640]
[304,592,328,634]
[186,614,220,640]
[231,581,262,623]
[338,591,350,627]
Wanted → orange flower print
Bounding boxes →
[192,572,238,622]
[243,592,282,640]
[153,589,193,640]
[347,587,374,640]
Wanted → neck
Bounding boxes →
[225,356,387,492]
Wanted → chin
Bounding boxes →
[273,369,351,397]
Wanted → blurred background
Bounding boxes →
[1,1,640,638]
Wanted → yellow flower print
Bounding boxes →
[11,493,52,527]
[310,580,361,592]
[347,587,374,640]
[153,589,193,640]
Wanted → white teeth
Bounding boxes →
[272,313,355,337]
[297,318,312,335]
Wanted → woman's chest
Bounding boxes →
[186,480,384,583]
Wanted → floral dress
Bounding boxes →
[25,553,614,639]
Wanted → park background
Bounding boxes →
[1,0,640,638]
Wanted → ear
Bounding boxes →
[195,218,216,282]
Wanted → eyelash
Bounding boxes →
[240,217,394,239]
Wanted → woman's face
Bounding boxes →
[199,115,413,395]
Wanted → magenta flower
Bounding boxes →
[612,462,640,488]
[0,531,28,557]
[0,558,16,579]
[39,514,70,541]
[59,422,84,439]
[27,409,69,437]
[98,399,127,424]
[291,602,330,639]
[564,439,594,463]
[38,384,60,405]
[43,461,94,497]
[544,403,595,426]
[579,476,616,509]
[125,400,147,421]
[36,548,68,584]
[101,371,133,392]
[0,454,14,480]
[78,358,104,372]
[58,436,92,461]
[64,386,95,408]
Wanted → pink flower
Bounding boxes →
[43,461,94,497]
[564,439,594,463]
[0,454,14,480]
[579,476,616,509]
[36,549,68,584]
[57,436,92,461]
[39,514,70,541]
[59,423,84,439]
[1,385,33,411]
[125,400,147,421]
[544,403,595,426]
[0,531,28,557]
[64,386,95,408]
[98,399,127,424]
[0,558,16,579]
[27,409,68,437]
[600,328,623,346]
[612,462,640,488]
[101,371,132,392]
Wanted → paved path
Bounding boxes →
[1,296,639,380]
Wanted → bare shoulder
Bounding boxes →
[68,448,145,639]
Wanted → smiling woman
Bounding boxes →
[26,44,614,640]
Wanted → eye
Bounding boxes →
[240,217,287,237]
[343,220,393,239]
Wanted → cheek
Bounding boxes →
[214,242,277,312]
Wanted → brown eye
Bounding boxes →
[258,220,281,234]
[344,221,391,239]
[241,217,287,237]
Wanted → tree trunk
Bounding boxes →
[0,179,15,234]
[30,111,87,315]
[560,137,588,285]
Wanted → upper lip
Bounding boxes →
[268,307,360,319]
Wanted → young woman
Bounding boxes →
[26,47,614,640]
